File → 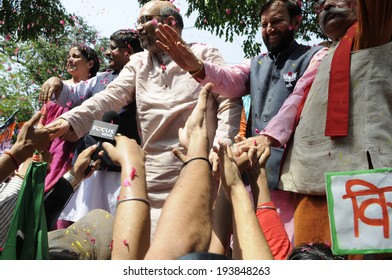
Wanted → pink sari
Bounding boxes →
[41,102,75,193]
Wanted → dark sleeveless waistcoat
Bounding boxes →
[248,41,322,189]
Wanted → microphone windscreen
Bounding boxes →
[101,111,120,124]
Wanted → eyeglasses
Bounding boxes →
[137,15,167,25]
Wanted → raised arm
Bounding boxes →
[145,83,213,260]
[208,183,233,256]
[156,23,250,98]
[192,43,243,172]
[216,140,273,260]
[103,136,150,260]
[233,47,329,159]
[212,93,243,146]
[245,139,291,260]
[0,112,56,183]
[45,62,137,140]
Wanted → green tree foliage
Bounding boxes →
[0,1,109,123]
[138,0,326,57]
[0,0,69,42]
[0,0,325,124]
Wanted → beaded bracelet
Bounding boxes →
[4,151,19,168]
[116,197,151,208]
[182,157,212,170]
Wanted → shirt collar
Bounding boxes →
[268,40,299,61]
[150,51,172,66]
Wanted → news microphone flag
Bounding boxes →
[84,111,119,176]
[88,119,119,140]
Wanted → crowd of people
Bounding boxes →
[1,0,391,260]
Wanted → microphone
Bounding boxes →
[84,111,119,176]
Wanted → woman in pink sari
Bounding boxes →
[39,45,100,230]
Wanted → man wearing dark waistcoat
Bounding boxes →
[247,36,321,189]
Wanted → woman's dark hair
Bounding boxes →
[72,44,100,77]
[287,242,346,260]
[259,0,302,19]
[110,29,143,53]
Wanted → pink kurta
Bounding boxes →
[200,47,329,147]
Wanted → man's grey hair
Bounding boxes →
[160,5,184,30]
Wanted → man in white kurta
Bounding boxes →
[47,1,242,235]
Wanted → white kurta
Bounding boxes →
[58,44,242,234]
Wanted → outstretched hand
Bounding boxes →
[233,135,271,166]
[12,111,58,156]
[39,77,63,103]
[72,144,104,181]
[215,139,243,199]
[249,139,271,169]
[155,23,203,73]
[103,135,146,167]
[43,118,73,140]
[178,83,213,154]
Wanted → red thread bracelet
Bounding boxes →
[4,151,19,168]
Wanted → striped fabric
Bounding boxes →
[0,176,23,249]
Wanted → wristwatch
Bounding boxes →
[63,171,80,190]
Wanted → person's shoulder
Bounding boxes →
[251,52,269,63]
[129,50,148,64]
[96,70,114,77]
[297,43,323,53]
[63,79,73,85]
[188,42,215,51]
[294,42,324,60]
[131,50,147,58]
[188,42,223,60]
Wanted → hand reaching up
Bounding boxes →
[175,83,213,160]
[233,134,271,167]
[215,139,243,199]
[103,135,146,168]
